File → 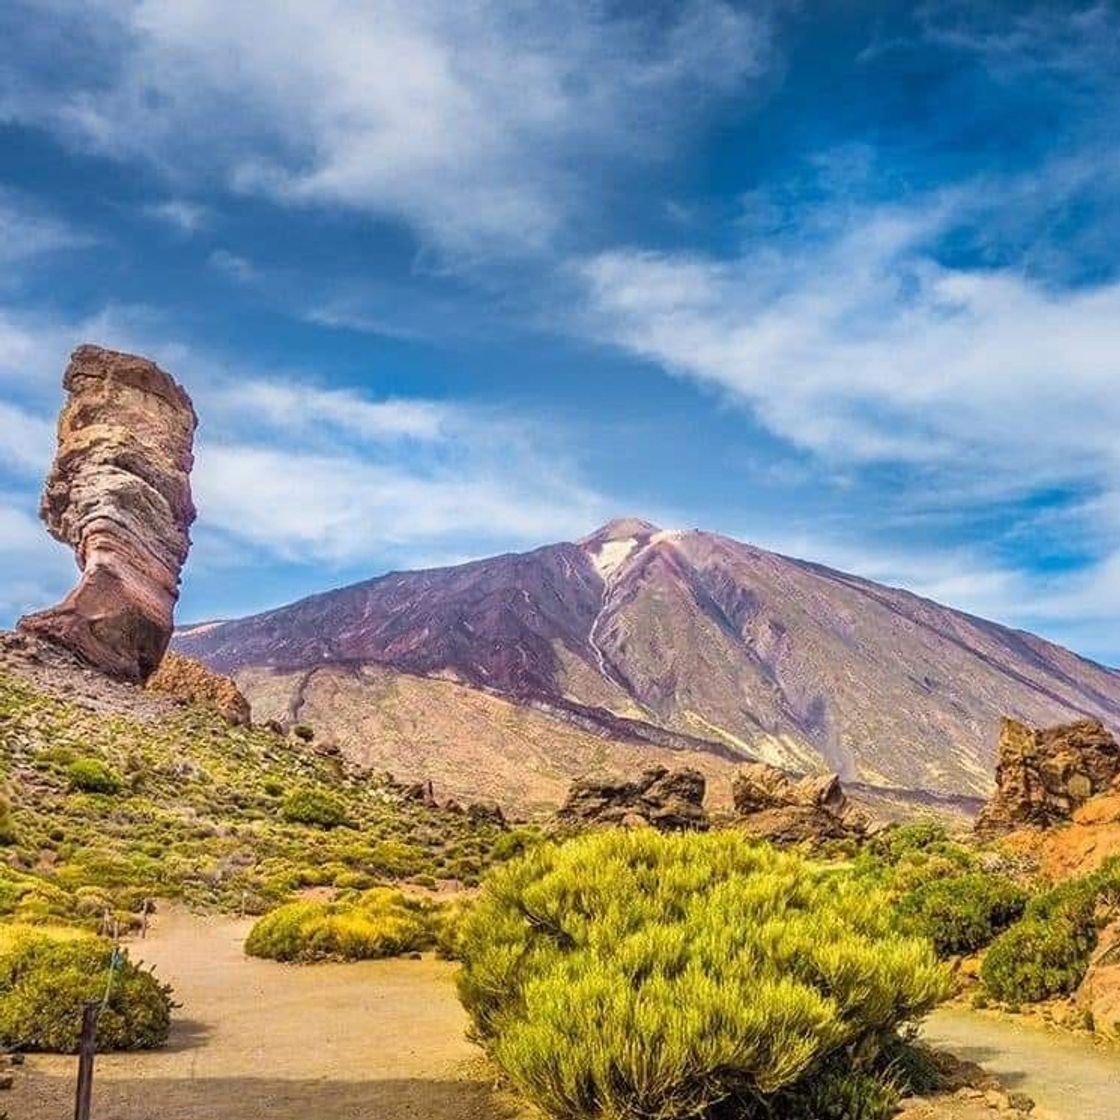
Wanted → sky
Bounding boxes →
[2,2,1120,662]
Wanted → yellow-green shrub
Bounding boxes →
[898,872,1027,957]
[280,789,347,829]
[457,830,947,1120]
[981,859,1120,1003]
[0,926,172,1051]
[244,888,432,962]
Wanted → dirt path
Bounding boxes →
[10,908,524,1120]
[923,1007,1120,1120]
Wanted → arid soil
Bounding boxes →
[923,1007,1120,1120]
[9,908,525,1120]
[11,908,1119,1120]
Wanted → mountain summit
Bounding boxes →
[176,521,1120,802]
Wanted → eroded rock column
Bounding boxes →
[19,345,198,682]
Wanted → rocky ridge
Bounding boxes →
[20,345,197,682]
[177,517,1120,803]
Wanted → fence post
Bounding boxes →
[73,1002,99,1120]
[140,898,150,940]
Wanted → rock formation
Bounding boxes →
[145,652,251,726]
[975,718,1120,835]
[556,766,709,831]
[730,761,869,845]
[19,345,197,682]
[1077,919,1120,1036]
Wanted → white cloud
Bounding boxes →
[0,401,55,475]
[0,499,74,619]
[193,441,604,567]
[0,301,609,577]
[143,199,210,234]
[207,250,257,283]
[0,189,91,265]
[576,194,1120,500]
[0,0,770,258]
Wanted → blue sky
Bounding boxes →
[2,1,1120,661]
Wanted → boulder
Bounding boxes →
[1077,919,1120,1037]
[556,766,709,831]
[402,779,438,807]
[145,651,251,725]
[731,761,868,845]
[466,799,506,828]
[19,345,197,682]
[975,718,1120,836]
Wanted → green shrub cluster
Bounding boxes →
[0,926,172,1051]
[457,830,947,1120]
[981,859,1120,1003]
[898,872,1028,957]
[244,888,435,962]
[281,788,348,829]
[0,671,516,926]
[67,757,121,795]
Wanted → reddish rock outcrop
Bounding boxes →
[1077,919,1120,1037]
[731,761,869,845]
[145,651,251,726]
[556,766,709,831]
[975,718,1120,836]
[19,345,197,682]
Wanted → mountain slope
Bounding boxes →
[176,519,1120,799]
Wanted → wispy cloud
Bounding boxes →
[576,178,1120,502]
[0,498,73,619]
[0,0,771,260]
[207,249,257,283]
[0,189,92,266]
[143,199,210,234]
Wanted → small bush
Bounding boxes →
[458,830,947,1120]
[786,1065,901,1120]
[291,724,315,742]
[245,888,432,962]
[899,872,1028,957]
[0,927,172,1051]
[981,859,1120,1003]
[281,789,347,829]
[67,758,121,795]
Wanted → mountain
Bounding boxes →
[175,518,1120,805]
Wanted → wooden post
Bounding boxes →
[73,1002,99,1120]
[140,898,150,940]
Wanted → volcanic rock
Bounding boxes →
[146,651,251,725]
[731,761,869,845]
[466,799,506,827]
[975,718,1120,836]
[1077,919,1120,1036]
[19,345,197,682]
[556,766,709,831]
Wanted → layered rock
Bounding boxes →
[145,652,251,726]
[731,761,869,845]
[975,718,1120,836]
[19,345,197,682]
[556,766,709,831]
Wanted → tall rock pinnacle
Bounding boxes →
[19,344,198,682]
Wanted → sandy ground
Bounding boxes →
[924,1007,1120,1120]
[9,907,525,1120]
[11,907,1120,1120]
